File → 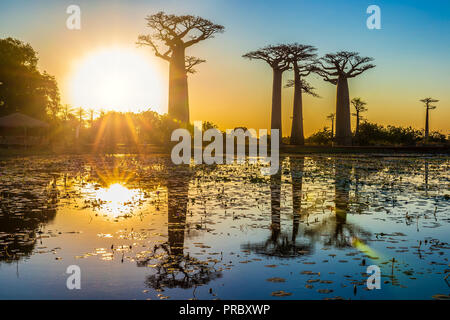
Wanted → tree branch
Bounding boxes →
[243,44,291,71]
[136,35,171,61]
[285,79,321,98]
[185,56,206,74]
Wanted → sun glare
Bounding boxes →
[84,182,146,217]
[69,47,165,114]
[96,183,138,203]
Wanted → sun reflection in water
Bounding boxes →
[85,183,146,218]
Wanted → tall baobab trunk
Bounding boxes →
[290,68,304,145]
[271,69,283,144]
[425,106,429,140]
[168,45,189,123]
[335,76,352,146]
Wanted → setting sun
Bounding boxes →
[69,48,164,114]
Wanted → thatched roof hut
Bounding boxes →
[0,113,49,128]
[0,113,49,146]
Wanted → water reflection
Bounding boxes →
[0,177,58,263]
[242,158,312,258]
[167,166,190,256]
[242,157,372,258]
[326,160,370,248]
[139,165,222,292]
[300,159,371,250]
[244,172,296,256]
[291,156,305,241]
[0,155,448,299]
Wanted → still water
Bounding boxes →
[0,155,449,300]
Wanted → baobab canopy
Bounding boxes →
[317,51,375,84]
[243,45,291,71]
[137,12,225,124]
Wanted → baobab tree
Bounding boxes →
[327,113,335,139]
[351,97,367,137]
[316,51,375,145]
[137,12,224,124]
[243,45,291,143]
[420,97,438,140]
[284,44,318,145]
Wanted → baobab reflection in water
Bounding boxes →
[0,154,448,299]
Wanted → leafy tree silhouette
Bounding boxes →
[0,38,60,119]
[351,97,368,142]
[327,113,336,139]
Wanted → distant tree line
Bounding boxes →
[307,122,446,146]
